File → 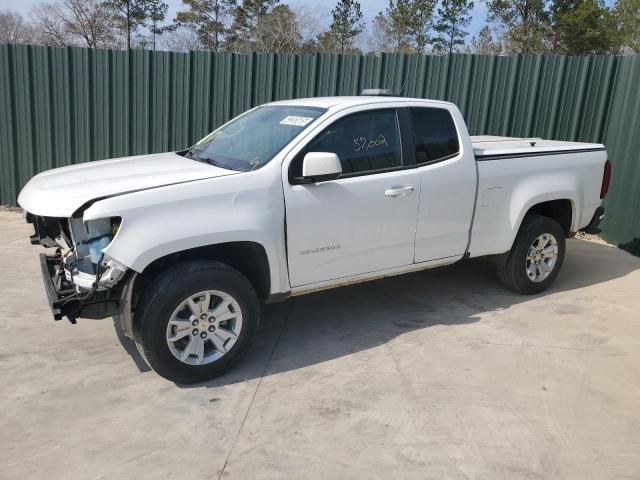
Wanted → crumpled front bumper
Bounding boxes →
[39,253,124,323]
[39,253,68,321]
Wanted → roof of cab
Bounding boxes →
[267,96,454,110]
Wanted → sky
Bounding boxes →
[0,0,491,41]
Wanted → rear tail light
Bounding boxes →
[600,159,611,199]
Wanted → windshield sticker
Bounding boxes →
[280,115,314,127]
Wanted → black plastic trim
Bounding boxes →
[416,152,460,167]
[294,172,341,184]
[582,206,605,234]
[266,292,291,304]
[40,254,64,321]
[39,253,124,323]
[476,147,606,162]
[398,108,416,167]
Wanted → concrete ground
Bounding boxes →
[1,208,639,480]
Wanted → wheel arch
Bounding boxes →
[521,199,574,236]
[137,241,272,301]
[509,194,577,252]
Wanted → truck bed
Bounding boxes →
[471,135,605,160]
[469,135,608,258]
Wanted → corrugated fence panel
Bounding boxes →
[0,45,16,204]
[601,55,640,253]
[464,55,495,135]
[190,51,213,142]
[0,45,638,255]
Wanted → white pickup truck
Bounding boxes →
[18,95,611,383]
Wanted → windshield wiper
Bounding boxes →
[185,150,232,170]
[202,157,234,170]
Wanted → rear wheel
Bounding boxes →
[134,260,260,384]
[497,215,566,294]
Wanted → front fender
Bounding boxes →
[82,166,289,295]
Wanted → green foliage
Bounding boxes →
[382,0,436,53]
[433,0,474,54]
[486,0,552,53]
[614,0,640,52]
[101,0,148,49]
[176,0,236,51]
[227,0,279,51]
[469,25,502,54]
[409,0,438,52]
[146,0,172,50]
[323,0,364,54]
[255,4,301,53]
[384,0,413,52]
[552,0,617,54]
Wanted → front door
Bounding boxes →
[283,108,420,287]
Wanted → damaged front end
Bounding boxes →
[28,212,130,323]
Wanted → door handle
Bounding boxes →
[384,186,414,197]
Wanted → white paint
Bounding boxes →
[17,152,236,218]
[18,96,607,298]
[301,152,342,178]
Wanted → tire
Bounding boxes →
[134,260,260,384]
[497,215,566,294]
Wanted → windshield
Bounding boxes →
[186,105,326,171]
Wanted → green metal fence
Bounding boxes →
[0,45,639,254]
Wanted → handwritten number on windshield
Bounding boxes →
[353,135,389,152]
[249,158,261,170]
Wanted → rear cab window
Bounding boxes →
[409,107,460,164]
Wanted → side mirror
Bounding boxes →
[300,152,342,183]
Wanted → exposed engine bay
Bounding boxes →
[27,212,129,322]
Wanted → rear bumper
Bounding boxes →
[582,207,605,234]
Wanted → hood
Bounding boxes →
[18,152,236,217]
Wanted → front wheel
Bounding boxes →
[134,260,260,384]
[497,215,566,294]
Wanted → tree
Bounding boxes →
[293,3,327,52]
[31,3,70,46]
[433,0,474,54]
[486,0,551,53]
[0,11,34,45]
[374,0,437,53]
[176,0,235,52]
[551,0,617,54]
[366,12,397,52]
[407,0,437,52]
[101,0,147,49]
[469,25,502,54]
[227,0,279,51]
[65,0,117,47]
[383,0,414,52]
[161,25,203,51]
[613,0,639,52]
[145,0,172,50]
[255,4,301,53]
[322,0,364,54]
[31,0,116,48]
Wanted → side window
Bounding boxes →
[409,107,460,164]
[305,109,402,175]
